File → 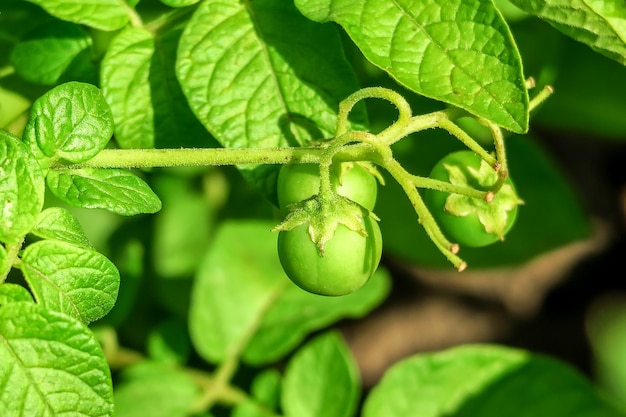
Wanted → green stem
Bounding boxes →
[124,2,144,28]
[412,176,490,201]
[435,115,497,167]
[52,145,380,170]
[381,157,466,271]
[529,85,554,113]
[336,87,412,141]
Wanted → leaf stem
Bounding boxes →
[529,85,554,112]
[124,2,144,28]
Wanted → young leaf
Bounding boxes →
[282,331,360,417]
[509,0,626,66]
[0,283,34,305]
[22,0,129,31]
[101,27,212,149]
[47,168,162,216]
[10,19,95,85]
[0,302,114,416]
[362,344,623,417]
[22,81,114,164]
[31,207,93,248]
[0,130,45,244]
[243,268,390,365]
[113,362,201,417]
[21,239,120,324]
[295,0,529,133]
[176,0,366,198]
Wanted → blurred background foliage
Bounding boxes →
[2,0,626,413]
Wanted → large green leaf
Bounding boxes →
[101,26,213,149]
[47,168,162,215]
[176,0,366,200]
[0,302,113,416]
[282,332,360,417]
[509,0,626,66]
[295,0,528,133]
[23,0,129,31]
[10,19,96,85]
[0,130,45,243]
[188,220,389,364]
[363,344,622,417]
[21,240,120,324]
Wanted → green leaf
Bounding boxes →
[509,0,626,66]
[282,331,360,417]
[243,268,390,365]
[0,130,45,243]
[0,283,34,305]
[46,168,162,215]
[22,0,129,31]
[101,26,213,149]
[113,362,201,417]
[176,0,366,199]
[295,0,528,133]
[10,19,95,85]
[0,302,113,416]
[31,207,93,248]
[189,220,390,365]
[362,344,622,417]
[21,240,120,324]
[189,220,288,364]
[22,82,113,165]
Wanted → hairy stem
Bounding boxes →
[52,145,381,170]
[380,157,467,271]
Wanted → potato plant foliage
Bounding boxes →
[1,0,626,416]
